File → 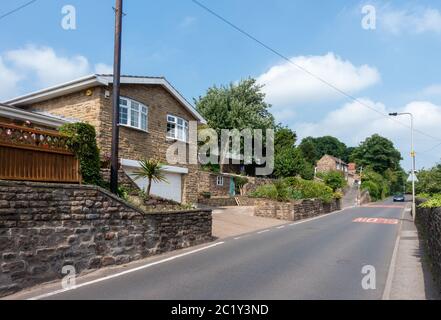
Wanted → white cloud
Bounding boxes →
[295,99,441,169]
[380,5,441,35]
[422,84,441,96]
[256,53,380,120]
[0,57,22,99]
[94,63,113,74]
[0,45,111,100]
[6,46,91,87]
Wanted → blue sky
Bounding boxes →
[2,0,441,170]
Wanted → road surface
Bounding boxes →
[34,199,406,300]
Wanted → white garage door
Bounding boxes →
[123,167,183,203]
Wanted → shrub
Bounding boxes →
[333,191,344,200]
[323,171,348,191]
[235,176,249,195]
[59,123,103,186]
[362,181,381,201]
[284,177,334,203]
[251,184,279,200]
[419,195,441,208]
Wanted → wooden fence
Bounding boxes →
[0,122,81,183]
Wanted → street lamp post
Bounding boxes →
[389,112,416,221]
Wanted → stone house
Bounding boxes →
[4,75,207,204]
[316,155,349,179]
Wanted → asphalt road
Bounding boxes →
[39,199,406,300]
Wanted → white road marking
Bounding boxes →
[257,229,271,234]
[276,226,285,229]
[28,242,225,301]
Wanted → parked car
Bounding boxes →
[393,194,405,202]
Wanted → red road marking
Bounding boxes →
[353,217,399,225]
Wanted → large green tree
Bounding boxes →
[350,134,402,174]
[299,136,349,164]
[195,78,275,133]
[275,126,297,152]
[274,148,314,180]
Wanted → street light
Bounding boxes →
[389,112,416,221]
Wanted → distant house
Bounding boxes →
[316,155,349,178]
[4,74,206,204]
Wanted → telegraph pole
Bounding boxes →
[358,166,363,206]
[110,0,123,194]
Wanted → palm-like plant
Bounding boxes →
[132,159,168,198]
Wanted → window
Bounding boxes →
[119,97,148,131]
[216,176,224,186]
[167,115,189,142]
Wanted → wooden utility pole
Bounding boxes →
[110,0,123,194]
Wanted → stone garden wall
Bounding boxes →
[254,199,341,221]
[0,181,212,297]
[416,199,441,293]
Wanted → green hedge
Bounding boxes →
[251,177,334,203]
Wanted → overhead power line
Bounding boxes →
[0,0,38,21]
[191,0,441,152]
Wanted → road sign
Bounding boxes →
[407,173,419,183]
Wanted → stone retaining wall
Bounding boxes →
[0,181,212,297]
[197,197,237,208]
[416,199,441,293]
[254,198,341,221]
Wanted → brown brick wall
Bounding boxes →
[25,84,202,204]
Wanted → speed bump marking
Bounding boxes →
[353,217,399,225]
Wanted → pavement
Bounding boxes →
[385,203,439,300]
[5,198,439,300]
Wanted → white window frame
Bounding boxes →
[216,176,224,186]
[119,97,148,132]
[167,114,189,142]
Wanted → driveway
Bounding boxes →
[212,206,286,239]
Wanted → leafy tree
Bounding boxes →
[350,134,402,174]
[343,147,356,163]
[322,171,348,192]
[274,148,314,180]
[299,136,348,163]
[195,79,276,172]
[195,78,275,134]
[361,167,390,200]
[132,159,168,197]
[275,126,297,152]
[298,139,319,165]
[416,162,441,195]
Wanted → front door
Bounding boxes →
[229,178,236,196]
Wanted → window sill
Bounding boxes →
[166,138,189,144]
[118,124,149,134]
